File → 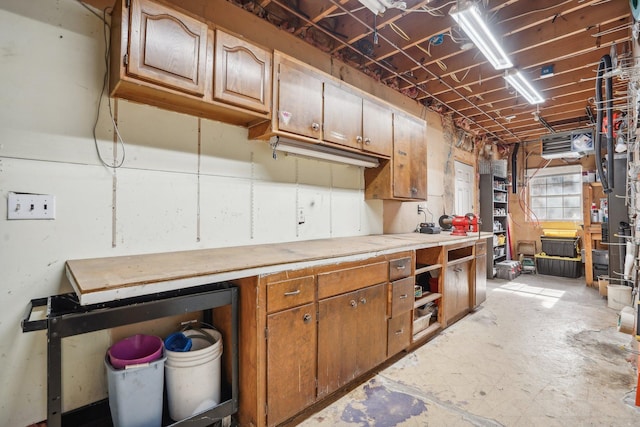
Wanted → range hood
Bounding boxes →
[268,136,380,168]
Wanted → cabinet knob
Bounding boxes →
[349,300,357,307]
[311,122,320,131]
[360,297,367,305]
[303,313,312,323]
[364,137,371,145]
[356,135,363,143]
[411,187,418,195]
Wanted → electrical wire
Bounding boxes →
[389,22,410,41]
[497,0,573,25]
[81,1,126,169]
[77,0,108,23]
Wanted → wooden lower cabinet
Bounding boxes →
[474,242,487,308]
[444,260,471,325]
[230,248,479,426]
[266,302,317,426]
[317,283,387,398]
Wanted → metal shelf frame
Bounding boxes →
[21,283,239,427]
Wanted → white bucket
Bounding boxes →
[607,285,632,310]
[165,328,222,421]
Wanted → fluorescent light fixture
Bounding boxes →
[541,150,582,160]
[504,70,545,104]
[358,0,407,15]
[449,2,513,70]
[269,136,380,168]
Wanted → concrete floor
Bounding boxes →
[299,274,640,426]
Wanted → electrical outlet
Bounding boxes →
[7,192,56,220]
[417,205,425,214]
[297,207,305,225]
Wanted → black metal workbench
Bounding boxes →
[22,282,238,427]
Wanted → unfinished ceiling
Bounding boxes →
[230,0,635,145]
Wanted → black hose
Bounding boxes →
[595,54,613,193]
[511,143,519,194]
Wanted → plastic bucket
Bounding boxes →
[105,355,166,427]
[165,328,222,421]
[607,285,632,310]
[165,329,222,365]
[108,334,163,369]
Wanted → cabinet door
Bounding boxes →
[267,303,316,426]
[355,283,387,374]
[276,58,323,139]
[362,99,392,157]
[393,114,427,199]
[475,254,487,307]
[323,84,363,150]
[444,261,471,324]
[214,30,271,113]
[317,290,359,397]
[128,0,208,96]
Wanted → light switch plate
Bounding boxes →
[7,192,56,220]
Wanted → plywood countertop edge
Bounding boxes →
[67,232,493,305]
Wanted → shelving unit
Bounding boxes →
[21,283,239,427]
[583,182,605,286]
[480,173,509,277]
[413,248,443,341]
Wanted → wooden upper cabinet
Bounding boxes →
[275,55,323,139]
[214,30,271,114]
[127,0,208,96]
[364,112,426,200]
[393,113,427,200]
[323,84,363,150]
[324,85,393,155]
[362,99,392,157]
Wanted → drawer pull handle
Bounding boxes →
[454,267,462,272]
[360,297,367,304]
[284,290,301,296]
[395,329,404,335]
[350,300,357,307]
[395,265,406,270]
[303,313,312,324]
[399,294,408,299]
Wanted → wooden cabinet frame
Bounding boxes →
[109,0,271,126]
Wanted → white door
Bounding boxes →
[454,161,474,215]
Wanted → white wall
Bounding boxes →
[0,1,384,424]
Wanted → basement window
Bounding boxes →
[527,165,583,221]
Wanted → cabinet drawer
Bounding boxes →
[389,256,412,281]
[390,276,414,317]
[387,312,411,356]
[267,276,315,313]
[318,261,387,299]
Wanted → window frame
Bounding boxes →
[526,165,583,222]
